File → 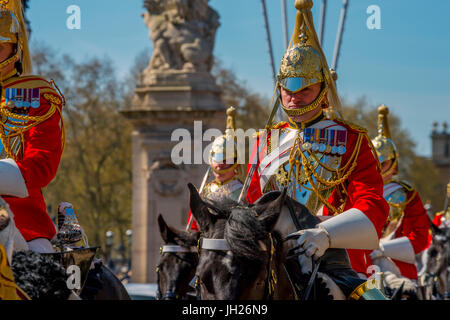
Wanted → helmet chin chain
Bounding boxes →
[281,86,327,118]
[381,158,398,181]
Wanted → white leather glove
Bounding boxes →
[370,248,385,261]
[295,226,330,260]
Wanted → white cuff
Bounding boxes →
[380,236,415,264]
[318,208,379,250]
[0,159,28,198]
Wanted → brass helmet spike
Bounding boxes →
[371,105,399,176]
[225,106,236,134]
[377,104,392,139]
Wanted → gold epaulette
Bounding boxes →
[270,121,290,130]
[334,119,381,172]
[396,180,415,192]
[2,75,63,105]
[334,118,368,133]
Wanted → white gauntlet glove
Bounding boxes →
[369,248,385,261]
[295,226,330,260]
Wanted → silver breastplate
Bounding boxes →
[202,178,243,203]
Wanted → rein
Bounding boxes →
[283,196,322,300]
[156,244,197,300]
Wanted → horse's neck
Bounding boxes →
[273,261,297,300]
[274,206,297,239]
[274,201,318,245]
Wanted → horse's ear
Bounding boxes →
[257,188,287,232]
[252,191,282,214]
[158,214,174,243]
[188,183,212,231]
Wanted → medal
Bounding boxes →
[302,142,312,150]
[312,143,319,151]
[337,130,348,155]
[15,89,23,107]
[319,143,326,153]
[31,89,40,109]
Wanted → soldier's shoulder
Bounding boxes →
[396,180,415,192]
[390,179,415,194]
[271,121,290,130]
[3,75,63,105]
[333,118,368,134]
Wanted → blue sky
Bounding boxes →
[27,0,450,157]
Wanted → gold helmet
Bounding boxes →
[209,107,238,165]
[274,0,341,120]
[371,105,398,178]
[0,0,31,79]
[208,107,245,179]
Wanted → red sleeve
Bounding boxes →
[246,132,265,204]
[16,95,63,189]
[187,210,199,231]
[432,213,443,227]
[397,192,430,254]
[324,133,389,238]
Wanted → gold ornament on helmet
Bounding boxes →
[371,105,398,178]
[0,0,32,79]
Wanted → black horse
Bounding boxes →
[188,183,367,300]
[419,220,450,300]
[156,214,199,300]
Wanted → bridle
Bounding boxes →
[195,233,278,300]
[155,244,197,300]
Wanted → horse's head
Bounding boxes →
[189,183,289,299]
[156,214,199,300]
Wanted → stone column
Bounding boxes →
[122,0,224,283]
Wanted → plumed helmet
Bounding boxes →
[371,105,399,168]
[209,107,238,165]
[277,33,325,94]
[0,0,31,75]
[271,0,341,120]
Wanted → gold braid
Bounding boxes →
[285,131,365,215]
[0,84,65,160]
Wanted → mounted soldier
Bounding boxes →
[0,0,65,258]
[241,0,389,298]
[369,105,433,281]
[186,106,244,231]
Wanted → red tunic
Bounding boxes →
[246,119,389,276]
[1,76,63,241]
[386,191,429,279]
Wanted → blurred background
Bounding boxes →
[22,0,450,280]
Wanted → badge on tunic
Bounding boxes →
[302,127,347,155]
[4,88,41,109]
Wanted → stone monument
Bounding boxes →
[121,0,225,283]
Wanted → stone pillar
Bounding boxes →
[122,0,224,283]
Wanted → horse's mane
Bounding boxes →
[223,205,282,264]
[11,251,72,300]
